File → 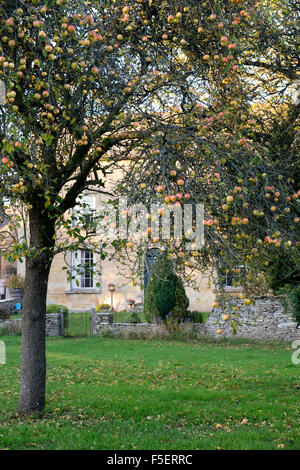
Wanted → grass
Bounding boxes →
[112,310,147,323]
[0,335,299,450]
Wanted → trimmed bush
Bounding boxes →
[288,287,300,325]
[144,254,189,323]
[0,307,10,320]
[126,311,142,324]
[0,326,10,336]
[46,304,69,314]
[96,303,111,313]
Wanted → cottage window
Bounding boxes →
[219,263,246,288]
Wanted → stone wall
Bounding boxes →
[0,313,64,336]
[205,296,300,342]
[91,298,300,342]
[90,311,113,336]
[1,298,299,342]
[90,312,206,338]
[93,322,166,337]
[46,314,64,336]
[0,318,21,334]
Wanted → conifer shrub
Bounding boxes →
[144,254,189,323]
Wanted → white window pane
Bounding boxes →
[71,249,94,289]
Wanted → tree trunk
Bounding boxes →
[18,207,55,415]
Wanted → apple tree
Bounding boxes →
[0,0,298,416]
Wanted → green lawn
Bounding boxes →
[112,310,147,323]
[0,335,299,450]
[64,312,92,337]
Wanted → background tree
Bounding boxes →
[0,0,298,416]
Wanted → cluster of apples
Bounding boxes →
[11,180,26,194]
[152,179,192,207]
[1,157,13,168]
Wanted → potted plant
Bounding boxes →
[5,274,25,299]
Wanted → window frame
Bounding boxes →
[218,263,246,289]
[70,249,95,290]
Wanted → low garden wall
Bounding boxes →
[0,318,21,334]
[91,320,206,338]
[91,298,300,342]
[90,311,206,338]
[45,314,64,336]
[205,296,300,342]
[0,313,64,336]
[90,312,113,332]
[1,298,299,342]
